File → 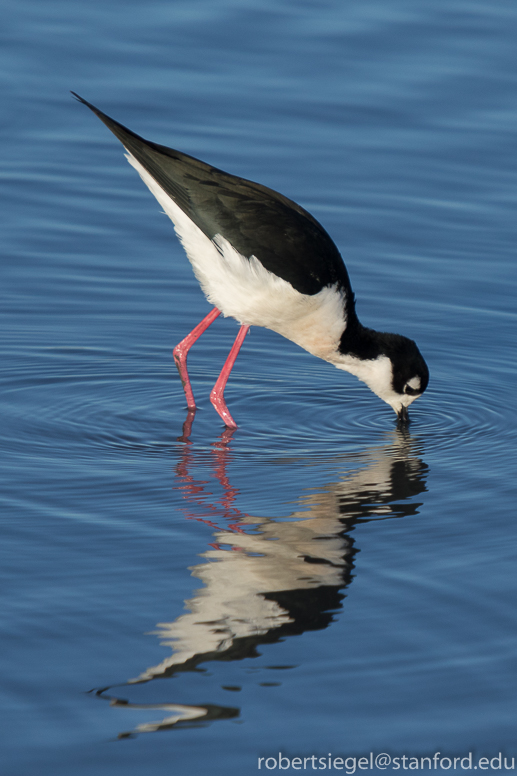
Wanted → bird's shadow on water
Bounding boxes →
[91,417,429,739]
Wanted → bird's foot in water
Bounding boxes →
[210,390,238,429]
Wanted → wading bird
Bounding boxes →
[74,94,428,428]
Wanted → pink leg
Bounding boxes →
[210,325,249,429]
[173,308,221,409]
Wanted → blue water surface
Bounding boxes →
[1,1,517,774]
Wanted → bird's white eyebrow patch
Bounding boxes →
[407,376,421,390]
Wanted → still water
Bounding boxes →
[2,1,516,774]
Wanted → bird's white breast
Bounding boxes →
[126,152,348,361]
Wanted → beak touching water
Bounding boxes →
[397,404,410,424]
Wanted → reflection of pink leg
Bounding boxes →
[176,408,196,443]
[173,308,221,409]
[210,325,249,429]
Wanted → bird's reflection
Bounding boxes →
[94,422,428,737]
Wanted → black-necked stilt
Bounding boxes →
[74,94,429,428]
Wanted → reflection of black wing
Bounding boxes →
[73,93,353,296]
[134,546,355,681]
[131,447,427,683]
[91,431,429,738]
[337,455,429,522]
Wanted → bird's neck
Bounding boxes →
[327,317,398,408]
[338,317,384,361]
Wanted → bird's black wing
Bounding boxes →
[73,93,353,298]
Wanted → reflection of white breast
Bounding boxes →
[130,510,349,683]
[129,436,419,684]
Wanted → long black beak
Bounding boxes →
[397,405,409,424]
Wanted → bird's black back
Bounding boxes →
[73,94,354,298]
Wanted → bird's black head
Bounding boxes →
[338,325,429,423]
[379,332,429,422]
[381,333,429,394]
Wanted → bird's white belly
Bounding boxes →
[126,152,347,361]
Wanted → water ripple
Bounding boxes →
[2,342,514,465]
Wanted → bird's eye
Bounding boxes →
[404,376,421,396]
[404,384,421,396]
